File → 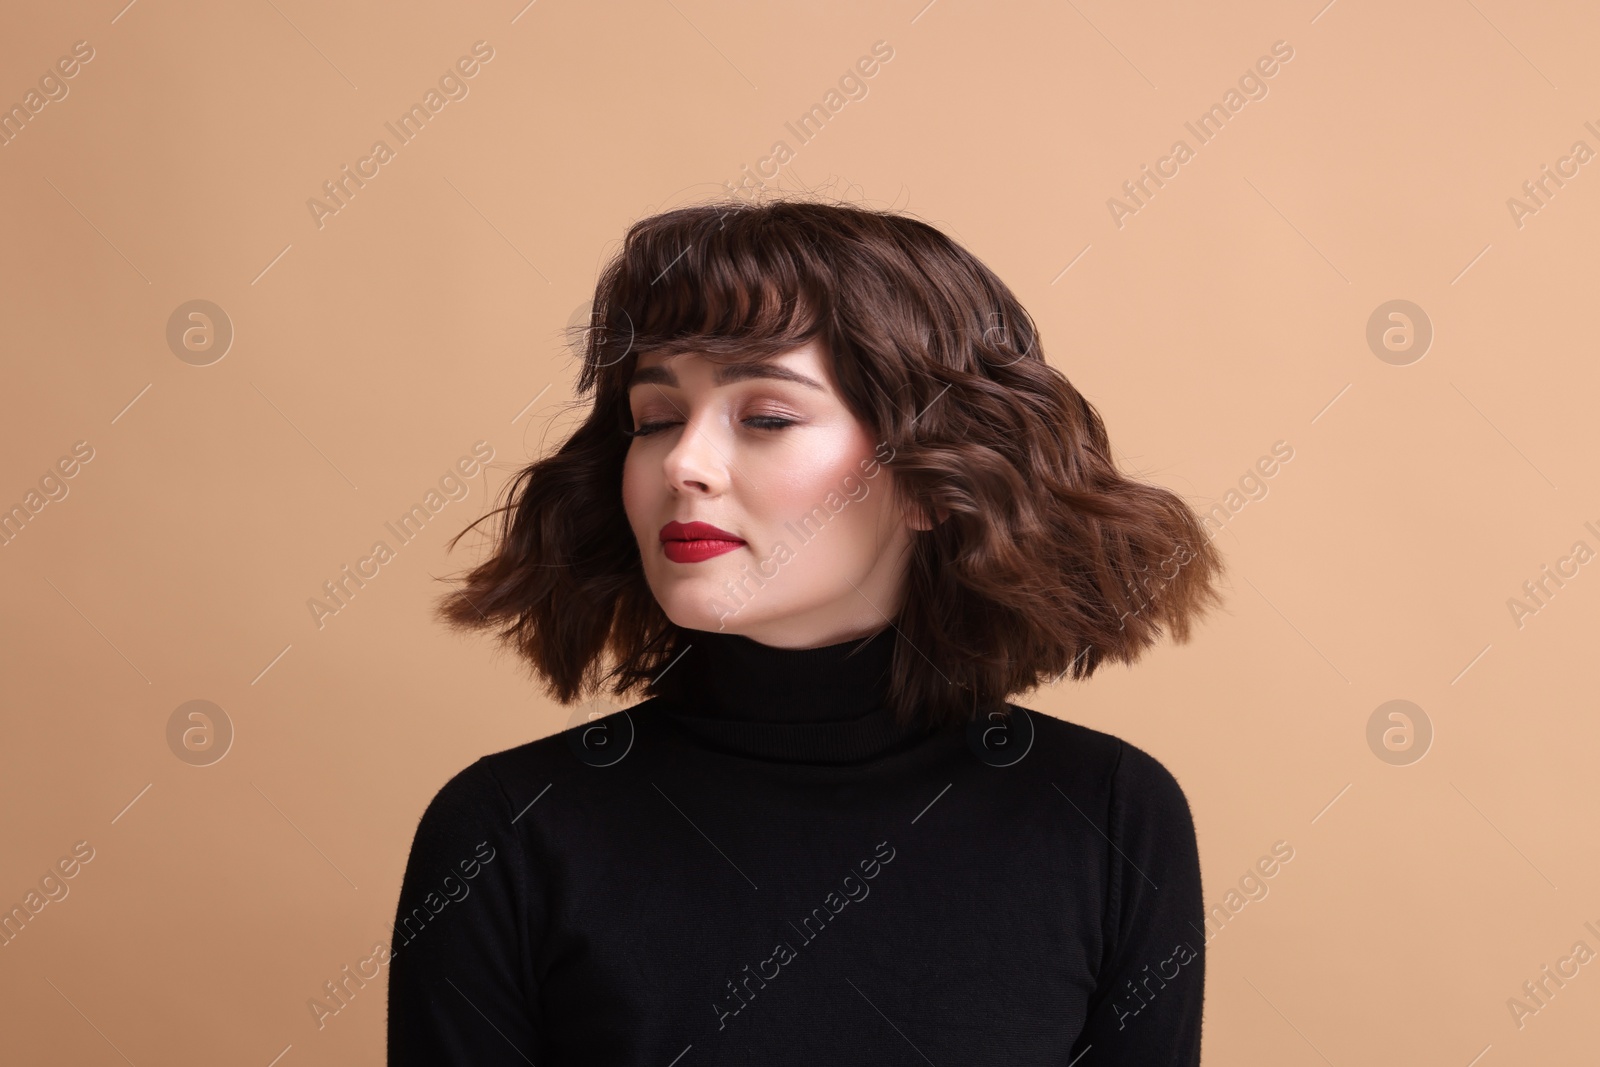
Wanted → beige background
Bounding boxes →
[3,0,1597,1062]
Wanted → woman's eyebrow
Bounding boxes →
[627,362,826,392]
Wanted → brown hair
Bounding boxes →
[435,196,1226,731]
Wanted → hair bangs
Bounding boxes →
[577,204,837,400]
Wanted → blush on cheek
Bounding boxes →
[621,460,650,538]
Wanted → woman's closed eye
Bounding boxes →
[624,415,797,438]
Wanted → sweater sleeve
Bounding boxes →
[386,757,542,1065]
[1069,739,1206,1064]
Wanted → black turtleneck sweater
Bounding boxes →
[386,627,1205,1064]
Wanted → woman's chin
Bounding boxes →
[655,591,747,635]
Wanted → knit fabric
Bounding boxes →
[386,626,1205,1064]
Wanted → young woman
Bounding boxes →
[387,199,1225,1064]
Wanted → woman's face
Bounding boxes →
[621,339,923,649]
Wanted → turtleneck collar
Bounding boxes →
[653,625,938,764]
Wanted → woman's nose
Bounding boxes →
[662,415,731,494]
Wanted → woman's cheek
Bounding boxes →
[621,459,650,532]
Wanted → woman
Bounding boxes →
[387,199,1225,1064]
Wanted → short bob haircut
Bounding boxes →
[436,197,1226,732]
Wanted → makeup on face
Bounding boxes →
[619,342,918,645]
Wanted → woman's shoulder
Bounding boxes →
[1008,704,1196,814]
[413,697,671,823]
[403,752,514,841]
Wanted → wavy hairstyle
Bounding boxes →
[436,196,1226,731]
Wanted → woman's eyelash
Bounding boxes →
[624,416,795,438]
[744,416,795,431]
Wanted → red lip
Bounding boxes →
[659,520,745,564]
[660,521,743,543]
